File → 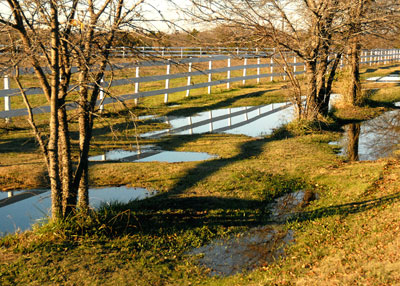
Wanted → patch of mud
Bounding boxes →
[189,227,294,277]
[269,190,317,223]
[189,190,316,276]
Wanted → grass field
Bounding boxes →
[1,62,400,285]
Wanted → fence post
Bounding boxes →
[181,47,184,58]
[186,61,192,97]
[164,61,170,103]
[270,56,274,81]
[208,59,212,94]
[283,66,287,81]
[242,57,247,85]
[384,50,387,65]
[99,76,105,112]
[256,57,261,84]
[369,50,372,66]
[134,66,140,106]
[4,75,10,122]
[293,56,297,77]
[227,58,231,89]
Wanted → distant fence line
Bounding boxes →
[1,48,400,120]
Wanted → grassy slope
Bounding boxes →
[1,64,400,285]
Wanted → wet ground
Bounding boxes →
[332,104,400,161]
[188,190,316,276]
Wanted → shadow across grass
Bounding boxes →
[291,191,400,223]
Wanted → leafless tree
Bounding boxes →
[186,0,400,119]
[0,0,161,220]
[342,0,400,106]
[186,0,348,120]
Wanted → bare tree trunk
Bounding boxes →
[348,39,362,106]
[58,105,76,217]
[305,61,319,120]
[49,2,63,219]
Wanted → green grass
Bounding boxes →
[1,62,400,285]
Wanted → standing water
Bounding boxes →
[0,186,156,236]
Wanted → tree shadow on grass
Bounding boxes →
[290,191,400,223]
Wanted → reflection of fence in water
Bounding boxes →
[144,102,292,139]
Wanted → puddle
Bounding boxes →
[142,102,295,138]
[333,107,400,161]
[189,227,294,277]
[0,186,156,236]
[89,145,216,163]
[269,190,317,222]
[189,190,315,276]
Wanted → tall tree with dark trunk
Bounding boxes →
[343,0,400,106]
[188,0,345,120]
[0,0,149,220]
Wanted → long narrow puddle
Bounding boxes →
[142,102,295,138]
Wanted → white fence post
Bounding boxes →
[293,56,297,77]
[186,61,192,97]
[283,66,287,81]
[164,61,170,103]
[227,58,231,89]
[270,56,274,81]
[256,57,260,84]
[369,50,372,66]
[99,76,104,112]
[242,57,247,85]
[4,75,10,122]
[207,59,212,94]
[384,50,387,65]
[134,66,140,106]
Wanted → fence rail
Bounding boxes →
[1,48,400,119]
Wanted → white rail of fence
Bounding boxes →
[1,48,400,119]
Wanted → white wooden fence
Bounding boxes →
[1,48,400,119]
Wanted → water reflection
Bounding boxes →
[142,102,294,138]
[0,186,155,236]
[337,108,400,161]
[89,146,216,163]
[345,123,361,161]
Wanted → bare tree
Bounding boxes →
[0,0,154,220]
[342,0,400,106]
[186,0,347,120]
